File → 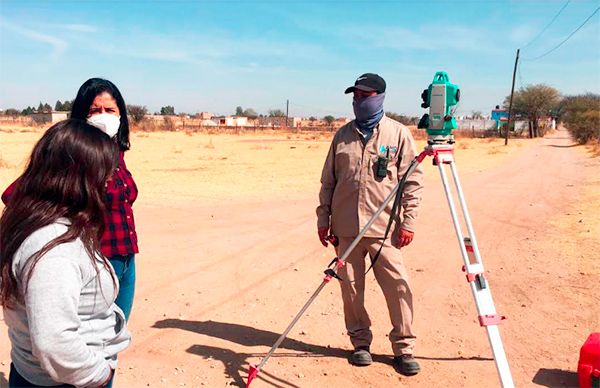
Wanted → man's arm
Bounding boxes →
[396,127,424,240]
[316,139,337,246]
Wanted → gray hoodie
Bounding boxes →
[2,219,131,387]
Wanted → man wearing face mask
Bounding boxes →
[316,73,424,376]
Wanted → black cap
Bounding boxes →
[344,73,386,94]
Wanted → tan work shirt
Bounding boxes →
[317,115,424,238]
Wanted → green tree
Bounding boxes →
[37,102,44,113]
[55,100,63,111]
[21,106,35,115]
[235,106,244,116]
[323,115,335,125]
[504,84,560,138]
[61,100,73,111]
[559,93,600,144]
[160,105,175,115]
[127,105,148,124]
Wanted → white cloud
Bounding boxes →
[0,19,67,58]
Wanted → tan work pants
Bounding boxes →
[337,236,416,356]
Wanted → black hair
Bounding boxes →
[0,119,119,307]
[71,78,130,151]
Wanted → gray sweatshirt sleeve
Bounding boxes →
[24,246,111,387]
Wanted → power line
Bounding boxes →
[523,6,600,61]
[521,0,571,50]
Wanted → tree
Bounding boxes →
[127,105,148,124]
[61,100,73,111]
[386,112,419,125]
[309,116,317,121]
[55,100,63,111]
[4,108,20,116]
[235,106,244,116]
[242,108,258,119]
[471,111,483,119]
[559,93,600,144]
[43,103,52,112]
[268,109,285,117]
[323,115,335,125]
[160,105,175,115]
[37,102,44,113]
[504,84,560,138]
[21,106,35,115]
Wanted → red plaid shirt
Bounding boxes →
[1,152,138,258]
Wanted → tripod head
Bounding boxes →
[417,71,460,145]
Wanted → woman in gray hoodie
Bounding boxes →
[0,119,131,387]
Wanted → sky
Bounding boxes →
[0,0,599,118]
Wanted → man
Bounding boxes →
[316,73,424,376]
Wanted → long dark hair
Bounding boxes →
[71,77,130,151]
[0,119,119,308]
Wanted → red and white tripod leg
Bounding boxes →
[436,157,515,388]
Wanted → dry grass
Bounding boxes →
[587,140,600,157]
[0,129,536,206]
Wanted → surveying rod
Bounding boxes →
[245,158,423,388]
[418,71,514,387]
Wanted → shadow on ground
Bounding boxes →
[154,318,492,387]
[532,368,578,387]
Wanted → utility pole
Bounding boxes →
[505,49,520,146]
[285,99,289,129]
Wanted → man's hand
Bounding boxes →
[394,228,414,248]
[318,226,330,247]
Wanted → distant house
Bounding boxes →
[200,119,218,127]
[30,111,69,124]
[256,116,302,128]
[198,112,213,120]
[216,116,250,127]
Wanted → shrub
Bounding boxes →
[561,94,600,144]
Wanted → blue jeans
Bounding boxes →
[109,254,136,321]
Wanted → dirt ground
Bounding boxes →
[0,126,598,388]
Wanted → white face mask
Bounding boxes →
[87,113,121,138]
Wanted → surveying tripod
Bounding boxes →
[416,142,514,387]
[246,141,514,388]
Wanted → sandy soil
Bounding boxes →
[0,127,598,388]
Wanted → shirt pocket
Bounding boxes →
[335,146,361,180]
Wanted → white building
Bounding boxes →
[30,111,69,124]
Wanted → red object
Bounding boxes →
[246,364,260,388]
[1,152,139,258]
[461,265,484,283]
[478,314,506,326]
[578,333,600,388]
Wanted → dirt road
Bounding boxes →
[1,129,598,387]
[111,129,597,388]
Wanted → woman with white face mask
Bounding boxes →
[1,79,139,387]
[69,78,139,325]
